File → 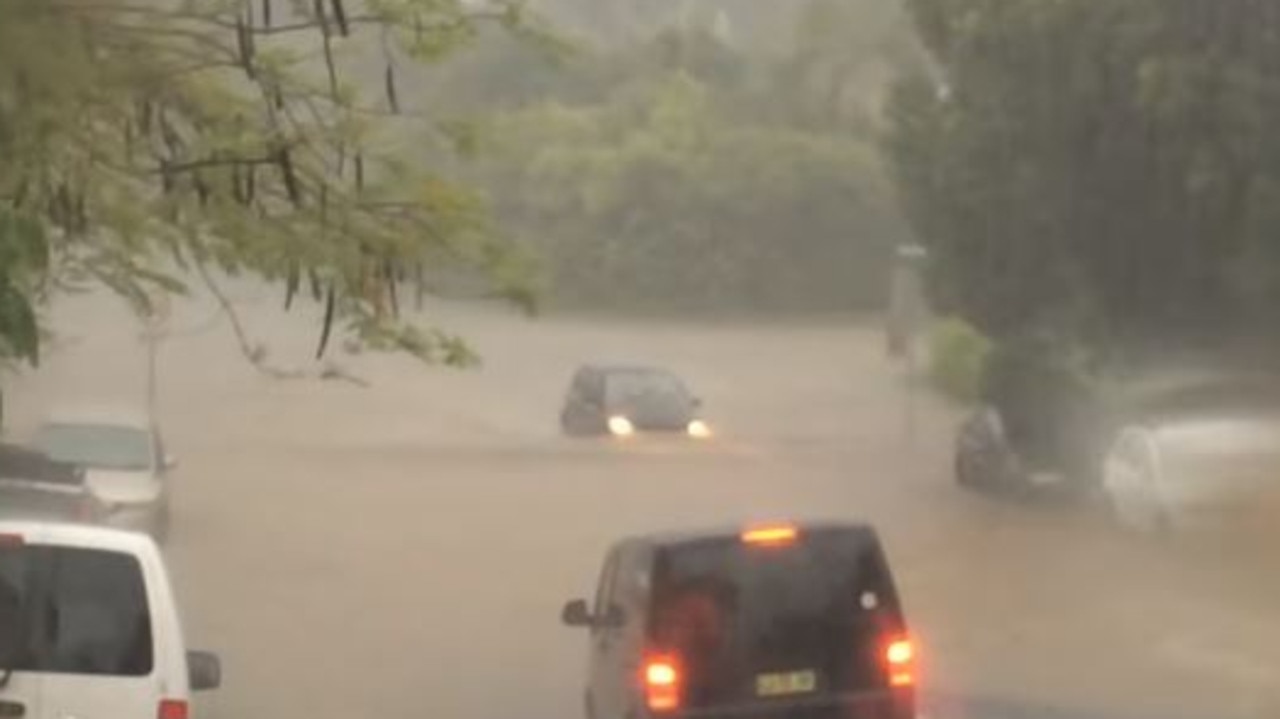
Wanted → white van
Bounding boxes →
[0,521,220,719]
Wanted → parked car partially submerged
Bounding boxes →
[34,407,175,540]
[956,358,1280,527]
[1101,376,1280,532]
[0,443,107,524]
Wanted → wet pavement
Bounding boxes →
[5,286,1280,719]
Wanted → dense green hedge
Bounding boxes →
[927,317,992,404]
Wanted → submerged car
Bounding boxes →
[1101,377,1280,532]
[560,364,711,439]
[954,335,1104,494]
[956,363,1280,506]
[0,443,109,524]
[33,408,175,541]
[561,521,915,719]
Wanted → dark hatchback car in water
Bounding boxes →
[560,364,712,439]
[561,521,915,719]
[0,443,107,524]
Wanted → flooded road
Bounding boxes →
[6,286,1280,719]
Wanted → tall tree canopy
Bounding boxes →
[479,72,906,312]
[0,0,538,368]
[886,0,1280,349]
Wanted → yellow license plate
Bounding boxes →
[755,670,817,697]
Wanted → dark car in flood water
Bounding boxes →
[0,442,107,524]
[560,364,712,439]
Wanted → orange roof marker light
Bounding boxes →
[740,522,799,546]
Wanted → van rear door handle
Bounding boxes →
[0,699,25,718]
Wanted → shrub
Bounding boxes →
[928,317,991,403]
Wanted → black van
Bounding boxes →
[561,522,915,719]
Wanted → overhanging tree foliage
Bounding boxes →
[0,0,540,370]
[886,0,1280,348]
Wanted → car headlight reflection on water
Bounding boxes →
[687,419,712,439]
[608,415,636,437]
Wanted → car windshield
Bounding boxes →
[34,424,152,472]
[0,545,152,677]
[650,529,904,707]
[604,370,690,405]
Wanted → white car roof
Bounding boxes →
[41,406,153,430]
[0,519,158,553]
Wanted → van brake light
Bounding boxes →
[0,534,24,548]
[643,655,682,713]
[158,699,189,719]
[885,638,915,687]
[741,523,798,546]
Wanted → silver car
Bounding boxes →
[32,408,175,541]
[1101,377,1280,533]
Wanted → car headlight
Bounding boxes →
[608,416,635,437]
[687,419,712,439]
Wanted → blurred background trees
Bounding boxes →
[6,0,1280,364]
[425,0,921,314]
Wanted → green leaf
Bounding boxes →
[0,279,39,365]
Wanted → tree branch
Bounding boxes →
[193,258,305,380]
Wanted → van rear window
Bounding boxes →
[0,546,153,676]
[648,528,904,708]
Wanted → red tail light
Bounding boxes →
[885,638,915,687]
[643,655,682,713]
[158,699,189,719]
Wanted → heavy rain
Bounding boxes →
[2,2,1280,719]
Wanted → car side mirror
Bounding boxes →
[561,599,593,627]
[187,650,221,691]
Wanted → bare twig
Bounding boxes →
[193,259,305,380]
